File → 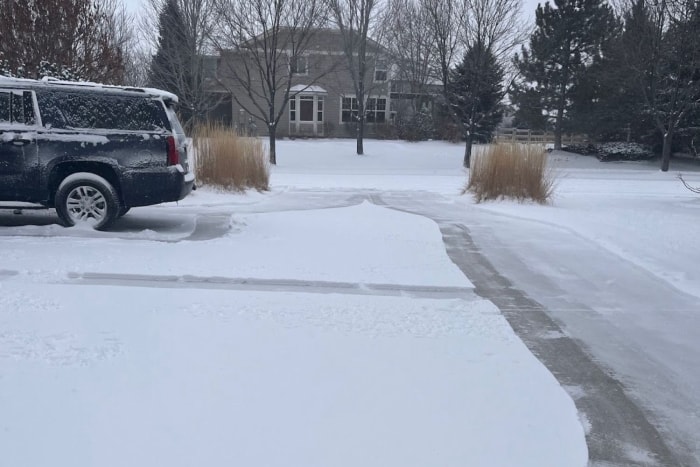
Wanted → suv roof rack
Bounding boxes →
[38,76,178,102]
[0,75,178,103]
[40,76,144,93]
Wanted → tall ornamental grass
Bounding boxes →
[193,123,269,192]
[467,144,554,203]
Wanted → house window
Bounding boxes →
[317,97,324,122]
[289,97,296,122]
[290,56,308,75]
[341,96,358,123]
[341,97,387,123]
[365,97,387,123]
[374,60,387,82]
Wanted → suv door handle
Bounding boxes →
[12,136,33,146]
[0,133,34,146]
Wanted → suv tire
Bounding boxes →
[55,173,120,230]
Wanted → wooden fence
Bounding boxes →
[494,128,588,145]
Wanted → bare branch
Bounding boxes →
[326,0,385,154]
[678,174,700,194]
[211,0,333,163]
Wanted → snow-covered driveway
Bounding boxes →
[2,139,699,466]
[1,149,588,467]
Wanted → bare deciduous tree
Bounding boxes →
[100,0,141,85]
[464,0,526,70]
[212,0,329,165]
[678,174,700,194]
[421,0,467,98]
[383,0,434,112]
[327,0,385,155]
[458,0,526,166]
[0,0,125,82]
[624,0,700,171]
[412,0,524,164]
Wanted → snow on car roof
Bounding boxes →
[0,75,179,103]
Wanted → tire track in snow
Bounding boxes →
[63,271,476,300]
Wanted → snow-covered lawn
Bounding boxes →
[474,150,700,299]
[2,138,699,466]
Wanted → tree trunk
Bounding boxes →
[268,101,277,165]
[554,107,564,150]
[357,80,365,155]
[269,125,277,165]
[357,117,364,155]
[463,133,473,168]
[661,127,674,172]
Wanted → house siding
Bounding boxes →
[211,29,396,139]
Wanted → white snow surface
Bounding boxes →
[10,138,700,466]
[0,282,585,467]
[0,202,468,288]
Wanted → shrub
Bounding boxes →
[596,142,654,161]
[435,121,461,143]
[374,122,399,140]
[192,123,270,192]
[562,143,599,156]
[467,143,554,203]
[563,142,654,161]
[397,110,435,141]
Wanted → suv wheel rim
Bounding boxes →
[66,186,107,224]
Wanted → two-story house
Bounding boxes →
[208,28,409,138]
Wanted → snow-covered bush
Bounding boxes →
[596,142,654,161]
[193,123,269,192]
[467,144,554,203]
[562,143,598,156]
[563,142,654,161]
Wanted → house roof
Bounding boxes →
[290,84,327,94]
[240,27,386,55]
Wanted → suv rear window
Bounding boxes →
[0,91,35,125]
[164,103,185,135]
[0,92,10,123]
[36,91,170,131]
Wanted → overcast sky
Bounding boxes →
[123,0,544,16]
[123,0,542,27]
[124,0,142,12]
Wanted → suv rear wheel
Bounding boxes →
[55,173,120,230]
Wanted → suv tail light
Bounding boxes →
[166,136,180,166]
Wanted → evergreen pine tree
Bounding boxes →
[512,0,618,149]
[149,0,194,122]
[566,0,650,142]
[511,85,548,131]
[447,43,504,167]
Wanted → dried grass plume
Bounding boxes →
[466,144,555,203]
[192,123,270,192]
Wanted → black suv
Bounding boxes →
[0,77,195,229]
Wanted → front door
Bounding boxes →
[289,94,324,136]
[0,90,40,202]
